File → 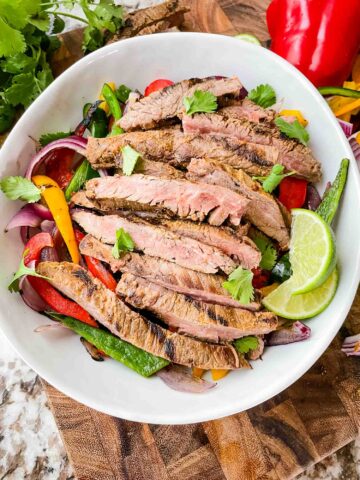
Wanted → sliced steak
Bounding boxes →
[220,98,275,123]
[148,218,260,269]
[119,76,244,131]
[85,175,249,226]
[37,262,241,369]
[72,210,236,274]
[115,156,185,179]
[187,158,290,249]
[107,0,189,42]
[117,273,278,342]
[247,336,265,360]
[86,129,280,177]
[79,235,261,310]
[182,112,321,182]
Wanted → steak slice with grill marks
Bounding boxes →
[36,262,241,369]
[86,129,281,178]
[117,273,278,342]
[85,175,249,226]
[72,210,236,274]
[182,112,321,182]
[119,76,244,131]
[79,235,261,311]
[186,158,290,249]
[114,155,185,179]
[220,98,276,123]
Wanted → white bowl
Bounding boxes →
[0,33,359,424]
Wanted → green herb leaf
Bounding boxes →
[0,176,41,202]
[82,25,103,52]
[39,130,72,147]
[183,90,217,116]
[0,18,26,57]
[252,235,277,270]
[51,15,65,34]
[112,228,135,259]
[234,336,259,354]
[222,267,254,304]
[65,159,99,201]
[247,84,276,108]
[275,117,310,146]
[8,255,48,293]
[116,84,132,103]
[3,72,37,107]
[0,101,15,133]
[121,145,141,176]
[29,11,50,32]
[0,52,37,74]
[253,164,294,193]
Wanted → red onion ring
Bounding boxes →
[19,276,48,312]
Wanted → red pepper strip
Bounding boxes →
[28,276,98,327]
[267,0,360,87]
[45,148,74,189]
[74,230,117,292]
[24,233,54,266]
[278,177,308,211]
[144,79,174,96]
[252,268,271,289]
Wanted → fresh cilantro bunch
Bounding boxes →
[0,0,124,133]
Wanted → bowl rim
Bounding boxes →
[1,31,360,424]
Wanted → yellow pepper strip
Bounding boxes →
[337,112,352,122]
[356,132,360,144]
[279,109,308,126]
[259,283,279,296]
[211,369,229,381]
[32,175,80,264]
[352,55,360,83]
[333,98,360,117]
[343,81,360,90]
[99,81,116,114]
[192,367,206,378]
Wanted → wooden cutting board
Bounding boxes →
[43,1,360,479]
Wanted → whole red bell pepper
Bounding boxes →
[267,0,360,87]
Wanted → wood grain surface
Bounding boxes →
[41,0,360,478]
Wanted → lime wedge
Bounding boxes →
[234,34,261,45]
[262,268,338,320]
[290,209,336,295]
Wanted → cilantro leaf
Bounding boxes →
[116,84,132,103]
[8,256,48,293]
[234,336,259,354]
[275,117,310,146]
[0,101,15,133]
[112,228,135,259]
[0,176,41,202]
[29,11,50,32]
[0,18,26,57]
[222,267,254,304]
[252,235,277,270]
[253,164,294,193]
[247,84,276,108]
[39,130,72,147]
[121,145,141,176]
[0,52,36,74]
[3,72,37,107]
[83,25,103,52]
[183,90,218,116]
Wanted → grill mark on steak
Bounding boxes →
[186,158,290,249]
[36,261,241,369]
[85,175,249,227]
[114,156,185,179]
[79,235,262,311]
[72,210,237,274]
[72,268,97,296]
[119,76,244,131]
[117,273,278,342]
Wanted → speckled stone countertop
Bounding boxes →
[1,1,360,478]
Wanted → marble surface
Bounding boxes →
[0,1,360,479]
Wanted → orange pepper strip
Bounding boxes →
[192,367,206,379]
[259,283,279,297]
[356,132,360,144]
[333,98,360,117]
[211,369,229,381]
[352,55,360,83]
[279,109,308,126]
[32,175,80,264]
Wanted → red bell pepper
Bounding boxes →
[267,0,360,87]
[252,268,271,289]
[23,232,54,266]
[278,177,308,210]
[74,230,117,292]
[144,79,174,96]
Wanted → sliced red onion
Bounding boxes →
[40,246,59,262]
[157,365,216,393]
[305,184,322,211]
[20,226,40,244]
[341,333,360,356]
[19,276,48,312]
[34,323,67,333]
[25,136,87,179]
[5,205,41,232]
[32,203,53,220]
[265,321,311,346]
[40,220,56,234]
[338,119,353,138]
[349,133,360,168]
[80,337,105,361]
[98,168,108,177]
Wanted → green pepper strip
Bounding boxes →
[65,159,100,201]
[101,83,124,136]
[52,314,169,377]
[318,87,360,99]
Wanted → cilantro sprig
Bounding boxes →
[247,84,276,108]
[252,235,277,271]
[121,145,141,176]
[39,130,72,147]
[253,164,295,193]
[222,267,254,304]
[0,176,41,203]
[183,90,218,116]
[112,228,135,259]
[234,336,259,354]
[8,254,48,293]
[275,117,310,146]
